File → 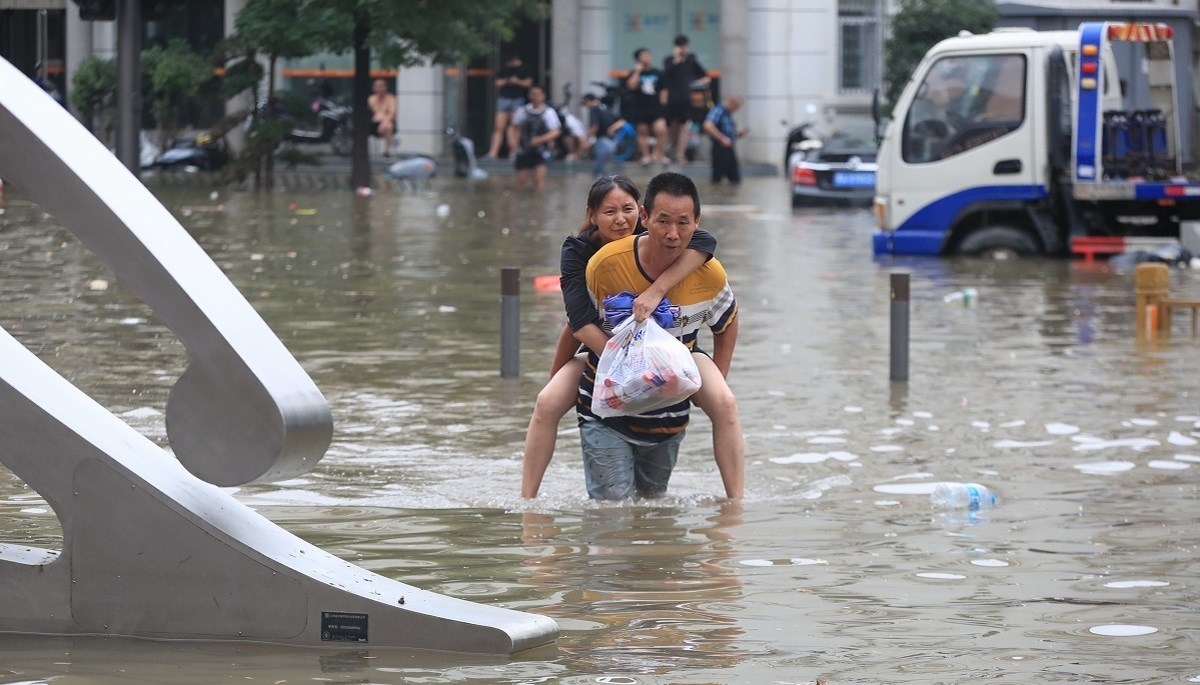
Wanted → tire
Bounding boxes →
[956,225,1040,259]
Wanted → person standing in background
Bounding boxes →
[487,54,533,159]
[625,48,668,166]
[511,85,561,191]
[662,35,710,165]
[367,78,397,156]
[703,95,746,185]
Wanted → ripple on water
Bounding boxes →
[770,451,857,465]
[916,572,966,580]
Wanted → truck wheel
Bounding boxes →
[956,226,1039,259]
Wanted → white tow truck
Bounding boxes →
[872,21,1200,258]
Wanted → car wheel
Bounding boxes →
[956,225,1039,259]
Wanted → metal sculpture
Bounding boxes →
[0,56,557,653]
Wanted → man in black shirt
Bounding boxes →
[662,35,711,165]
[625,48,668,165]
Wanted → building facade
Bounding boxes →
[3,0,1197,167]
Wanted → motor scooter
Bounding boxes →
[251,94,354,156]
[782,121,821,171]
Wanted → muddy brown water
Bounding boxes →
[0,173,1198,683]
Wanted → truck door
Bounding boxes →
[892,52,1040,253]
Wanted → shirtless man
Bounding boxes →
[368,78,397,155]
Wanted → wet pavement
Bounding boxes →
[1,172,1199,683]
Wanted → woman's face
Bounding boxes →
[587,187,639,244]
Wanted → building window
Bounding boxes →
[838,0,882,94]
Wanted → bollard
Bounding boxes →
[1134,262,1169,339]
[890,272,910,382]
[500,267,520,379]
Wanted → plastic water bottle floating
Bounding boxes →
[930,482,996,511]
[942,287,978,306]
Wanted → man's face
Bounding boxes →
[372,79,387,95]
[640,193,698,264]
[637,50,652,67]
[528,87,545,106]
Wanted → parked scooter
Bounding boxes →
[446,127,488,180]
[782,121,821,170]
[252,94,354,156]
[287,95,353,155]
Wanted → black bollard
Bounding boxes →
[501,267,520,379]
[889,272,909,382]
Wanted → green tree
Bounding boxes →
[883,0,998,112]
[70,55,119,140]
[311,0,545,188]
[143,40,214,148]
[227,0,330,188]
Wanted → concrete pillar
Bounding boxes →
[64,7,94,121]
[395,64,443,156]
[551,0,581,109]
[224,0,250,152]
[579,0,614,102]
[115,0,142,175]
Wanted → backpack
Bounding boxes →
[519,105,550,153]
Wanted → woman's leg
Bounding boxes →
[690,353,745,499]
[487,109,509,158]
[521,357,585,497]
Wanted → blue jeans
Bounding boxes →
[591,136,614,176]
[580,421,683,500]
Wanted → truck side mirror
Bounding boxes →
[871,87,884,144]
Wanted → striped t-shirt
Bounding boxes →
[578,234,737,445]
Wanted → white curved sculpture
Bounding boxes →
[0,57,557,653]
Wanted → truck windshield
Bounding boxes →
[902,54,1026,164]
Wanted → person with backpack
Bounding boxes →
[510,85,562,191]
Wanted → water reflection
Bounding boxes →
[519,503,744,676]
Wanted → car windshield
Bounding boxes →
[824,122,876,150]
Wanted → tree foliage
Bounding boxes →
[308,0,546,188]
[883,0,998,111]
[70,55,119,137]
[143,40,214,147]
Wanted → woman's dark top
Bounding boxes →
[559,227,717,333]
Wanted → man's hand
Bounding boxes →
[632,289,664,322]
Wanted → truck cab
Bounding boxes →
[873,22,1200,258]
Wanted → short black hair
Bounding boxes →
[633,47,649,61]
[643,171,700,219]
[582,92,599,102]
[674,34,689,47]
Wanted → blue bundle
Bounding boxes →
[602,291,678,329]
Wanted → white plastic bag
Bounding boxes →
[591,317,702,418]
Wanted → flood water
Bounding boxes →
[1,172,1198,683]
